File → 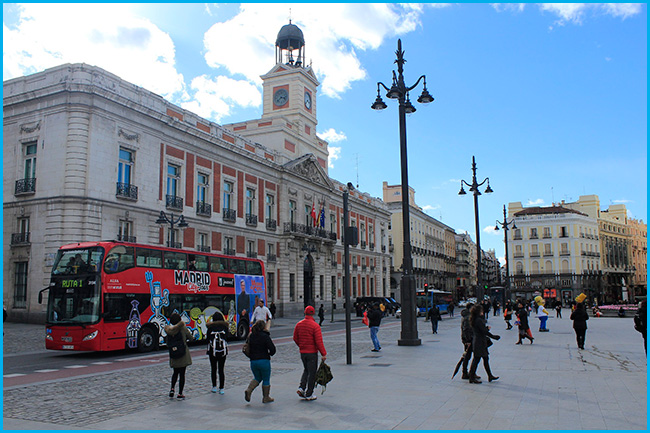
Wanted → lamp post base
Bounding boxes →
[398,338,422,346]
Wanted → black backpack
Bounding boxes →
[208,330,228,357]
[166,331,186,359]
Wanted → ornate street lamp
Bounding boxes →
[495,204,517,304]
[458,156,493,301]
[371,39,434,346]
[155,211,188,248]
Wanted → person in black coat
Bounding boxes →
[460,303,477,380]
[634,300,647,355]
[570,302,589,350]
[427,305,442,334]
[515,301,534,344]
[503,301,513,330]
[244,320,276,403]
[206,311,229,394]
[468,304,500,384]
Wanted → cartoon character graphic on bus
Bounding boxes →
[126,299,141,349]
[145,271,170,344]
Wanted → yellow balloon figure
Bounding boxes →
[534,296,550,332]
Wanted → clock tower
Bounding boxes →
[223,21,329,171]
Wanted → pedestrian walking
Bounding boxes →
[293,306,327,401]
[503,301,513,330]
[251,298,273,331]
[460,303,476,380]
[448,301,455,318]
[634,299,647,355]
[318,304,325,326]
[244,320,276,403]
[165,312,194,400]
[367,303,382,351]
[515,301,534,344]
[555,300,562,318]
[467,304,501,384]
[427,304,442,334]
[269,301,276,318]
[570,297,589,350]
[493,301,500,316]
[206,311,229,394]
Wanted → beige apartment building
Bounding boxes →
[3,22,391,323]
[382,182,456,302]
[628,218,647,297]
[455,233,477,299]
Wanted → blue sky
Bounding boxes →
[4,3,647,263]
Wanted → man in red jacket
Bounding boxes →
[293,305,327,400]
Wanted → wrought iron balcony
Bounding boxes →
[369,243,375,250]
[246,251,258,258]
[381,245,386,253]
[196,201,212,216]
[11,232,30,245]
[224,248,236,256]
[246,214,258,227]
[116,182,138,200]
[117,234,137,243]
[166,241,182,249]
[560,251,571,256]
[266,219,277,231]
[331,260,337,267]
[352,264,358,270]
[166,195,183,210]
[360,241,367,249]
[223,208,236,222]
[362,264,367,271]
[267,254,277,263]
[513,235,522,240]
[197,245,211,252]
[15,178,36,195]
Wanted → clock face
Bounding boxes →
[273,89,288,107]
[304,91,312,110]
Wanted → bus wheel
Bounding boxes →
[236,322,249,340]
[138,327,157,352]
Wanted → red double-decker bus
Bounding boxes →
[39,241,266,352]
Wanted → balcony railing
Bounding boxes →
[381,245,386,252]
[117,234,137,243]
[224,248,236,256]
[513,235,522,240]
[530,234,538,239]
[331,260,337,267]
[166,195,183,210]
[283,223,337,241]
[362,265,367,271]
[560,251,571,256]
[116,182,138,200]
[530,252,540,257]
[223,208,236,222]
[361,241,367,249]
[543,234,552,239]
[267,254,277,263]
[369,243,375,250]
[196,201,212,216]
[246,214,258,227]
[197,245,211,253]
[15,178,36,195]
[514,253,524,258]
[266,219,277,231]
[11,232,30,245]
[166,241,182,249]
[352,264,358,270]
[247,251,258,258]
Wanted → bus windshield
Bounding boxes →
[48,284,101,325]
[52,247,104,276]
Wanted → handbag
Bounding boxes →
[362,311,369,326]
[242,335,251,358]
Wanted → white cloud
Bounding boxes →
[181,75,261,122]
[202,4,431,99]
[328,146,342,169]
[613,199,633,204]
[483,225,498,235]
[527,198,545,206]
[422,204,441,213]
[492,3,643,26]
[3,4,185,100]
[317,128,347,143]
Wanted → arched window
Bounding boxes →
[561,259,569,273]
[545,260,553,274]
[516,262,524,275]
[532,261,539,273]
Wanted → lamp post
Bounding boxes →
[155,211,188,248]
[343,182,355,364]
[458,156,493,302]
[495,204,516,305]
[371,39,434,346]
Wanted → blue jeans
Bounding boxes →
[539,316,548,330]
[250,359,271,386]
[370,326,380,350]
[431,319,439,333]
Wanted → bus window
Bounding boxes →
[136,248,163,268]
[103,293,149,321]
[246,260,263,276]
[164,251,187,270]
[192,255,209,272]
[209,256,228,273]
[230,258,246,274]
[104,246,135,274]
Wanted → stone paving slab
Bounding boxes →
[3,310,647,430]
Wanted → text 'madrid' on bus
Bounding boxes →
[39,241,266,352]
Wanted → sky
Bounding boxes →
[3,3,647,265]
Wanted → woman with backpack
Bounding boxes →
[164,312,194,400]
[244,320,276,403]
[206,311,229,394]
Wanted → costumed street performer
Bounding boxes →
[534,296,549,332]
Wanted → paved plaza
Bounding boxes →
[3,310,647,430]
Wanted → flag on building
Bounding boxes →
[320,204,325,228]
[311,202,317,227]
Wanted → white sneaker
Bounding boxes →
[304,395,317,401]
[297,388,305,398]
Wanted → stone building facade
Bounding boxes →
[3,23,391,323]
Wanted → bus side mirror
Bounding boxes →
[38,287,49,304]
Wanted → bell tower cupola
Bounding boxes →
[275,20,306,68]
